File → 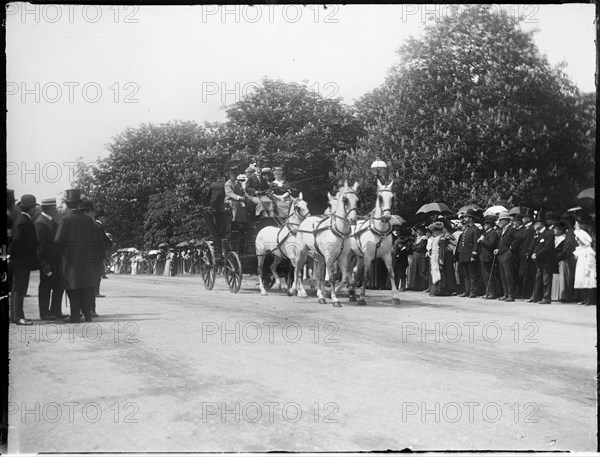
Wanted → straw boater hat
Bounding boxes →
[497,211,512,221]
[41,198,56,207]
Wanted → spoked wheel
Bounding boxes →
[224,251,243,293]
[199,241,216,290]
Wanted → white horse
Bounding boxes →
[291,181,360,307]
[255,194,311,295]
[339,179,400,305]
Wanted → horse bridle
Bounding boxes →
[329,189,358,226]
[370,189,394,221]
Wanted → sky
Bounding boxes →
[6,3,596,202]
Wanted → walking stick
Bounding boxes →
[485,253,497,300]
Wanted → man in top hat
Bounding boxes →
[515,209,537,299]
[35,197,65,320]
[545,211,561,232]
[9,194,39,325]
[94,208,113,304]
[54,197,103,322]
[456,209,481,298]
[527,217,558,304]
[478,214,501,299]
[64,188,81,210]
[495,212,518,301]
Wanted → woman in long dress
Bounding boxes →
[552,221,575,302]
[408,225,429,291]
[573,229,596,306]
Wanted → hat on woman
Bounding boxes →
[574,229,592,245]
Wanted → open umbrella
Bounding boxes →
[158,242,169,249]
[126,247,139,253]
[147,250,160,255]
[483,205,508,216]
[457,204,483,214]
[416,202,452,215]
[389,215,406,226]
[176,241,189,248]
[576,187,594,201]
[508,206,529,216]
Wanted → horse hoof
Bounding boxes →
[298,291,307,298]
[287,289,294,296]
[393,298,401,305]
[357,299,367,306]
[348,296,357,302]
[261,292,267,296]
[318,298,327,305]
[332,301,342,307]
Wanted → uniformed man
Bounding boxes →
[35,198,65,319]
[515,210,536,299]
[457,209,481,298]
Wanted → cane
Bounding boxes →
[485,253,497,300]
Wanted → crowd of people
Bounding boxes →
[390,208,596,306]
[6,179,596,326]
[6,189,113,325]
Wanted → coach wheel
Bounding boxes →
[199,241,216,290]
[225,251,243,293]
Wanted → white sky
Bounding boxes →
[6,3,596,202]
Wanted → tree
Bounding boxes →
[219,78,365,213]
[335,5,595,219]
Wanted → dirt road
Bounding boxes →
[7,273,597,452]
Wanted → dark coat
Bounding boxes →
[245,174,261,196]
[204,179,226,211]
[35,214,61,271]
[54,211,104,290]
[515,224,536,275]
[457,224,480,262]
[9,213,39,270]
[498,225,517,256]
[478,227,500,263]
[530,228,559,274]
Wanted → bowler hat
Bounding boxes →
[483,214,497,224]
[512,214,523,222]
[41,198,56,207]
[18,194,37,210]
[533,218,546,226]
[65,189,81,202]
[78,199,95,212]
[498,211,512,221]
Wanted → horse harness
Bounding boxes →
[352,189,394,259]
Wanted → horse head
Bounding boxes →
[335,180,360,224]
[290,192,310,220]
[376,179,394,223]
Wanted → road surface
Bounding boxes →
[7,273,597,452]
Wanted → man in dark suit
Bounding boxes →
[495,212,517,301]
[478,214,501,299]
[528,218,558,304]
[457,209,480,298]
[204,176,226,238]
[55,196,103,323]
[9,194,39,325]
[35,198,65,320]
[515,211,536,299]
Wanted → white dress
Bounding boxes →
[574,246,596,289]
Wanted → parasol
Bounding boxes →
[147,250,160,255]
[389,215,406,226]
[483,205,508,216]
[457,204,483,214]
[176,241,189,248]
[126,247,139,253]
[576,187,594,201]
[416,202,452,215]
[158,242,169,249]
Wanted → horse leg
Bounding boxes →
[314,256,327,304]
[256,249,268,296]
[358,253,372,306]
[328,259,342,307]
[271,255,282,291]
[383,252,400,304]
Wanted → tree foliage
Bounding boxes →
[334,5,595,219]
